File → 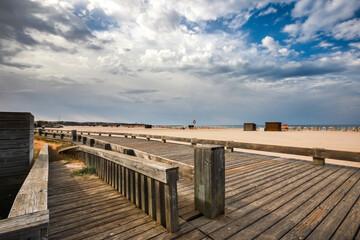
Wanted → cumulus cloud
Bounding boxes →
[332,19,360,40]
[283,0,360,42]
[258,7,277,16]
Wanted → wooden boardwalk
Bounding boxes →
[48,135,360,239]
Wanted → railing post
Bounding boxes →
[38,129,43,136]
[53,133,56,138]
[194,145,225,218]
[313,148,325,166]
[164,168,179,232]
[82,137,87,145]
[72,130,77,141]
[60,134,64,139]
[77,135,82,142]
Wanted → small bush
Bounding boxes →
[72,166,96,176]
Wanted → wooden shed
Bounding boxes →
[244,123,257,131]
[265,122,282,131]
[0,112,34,218]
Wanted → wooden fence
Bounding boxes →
[60,145,179,232]
[0,144,49,240]
[43,129,360,165]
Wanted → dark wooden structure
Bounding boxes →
[194,145,225,218]
[265,122,282,131]
[145,124,152,129]
[0,112,34,218]
[243,123,256,131]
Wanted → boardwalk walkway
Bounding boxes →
[48,134,360,239]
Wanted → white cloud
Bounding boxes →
[258,7,277,16]
[317,41,334,48]
[332,19,360,40]
[284,0,360,42]
[349,42,360,49]
[261,36,294,56]
[227,11,252,30]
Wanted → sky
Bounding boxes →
[0,0,359,125]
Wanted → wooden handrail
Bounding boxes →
[42,129,360,163]
[0,144,49,239]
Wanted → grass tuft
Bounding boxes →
[72,166,96,176]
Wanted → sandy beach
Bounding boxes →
[57,126,360,167]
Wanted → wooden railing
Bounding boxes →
[60,145,179,232]
[0,144,49,240]
[40,130,194,181]
[42,129,360,165]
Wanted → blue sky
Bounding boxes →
[0,0,359,125]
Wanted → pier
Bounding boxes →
[1,127,360,239]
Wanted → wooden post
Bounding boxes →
[109,133,112,137]
[164,169,179,232]
[162,139,166,143]
[313,157,325,166]
[53,133,56,138]
[60,134,64,139]
[82,137,87,145]
[313,148,325,166]
[90,139,95,147]
[44,132,48,137]
[38,129,43,136]
[194,145,225,219]
[72,130,77,141]
[77,135,82,142]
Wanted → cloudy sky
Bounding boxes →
[0,0,359,125]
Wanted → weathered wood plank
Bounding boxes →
[8,144,48,217]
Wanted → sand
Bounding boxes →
[57,126,360,167]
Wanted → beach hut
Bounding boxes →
[265,122,282,131]
[244,123,256,131]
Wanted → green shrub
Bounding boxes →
[72,166,96,176]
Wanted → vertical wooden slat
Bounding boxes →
[148,177,156,219]
[130,170,134,203]
[121,166,125,196]
[135,172,140,207]
[114,164,118,190]
[141,175,148,213]
[164,169,179,232]
[155,181,166,226]
[125,168,129,199]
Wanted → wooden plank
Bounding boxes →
[135,172,140,207]
[141,175,148,213]
[281,169,360,239]
[258,169,358,239]
[8,145,48,217]
[306,170,360,240]
[0,210,48,239]
[148,177,156,219]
